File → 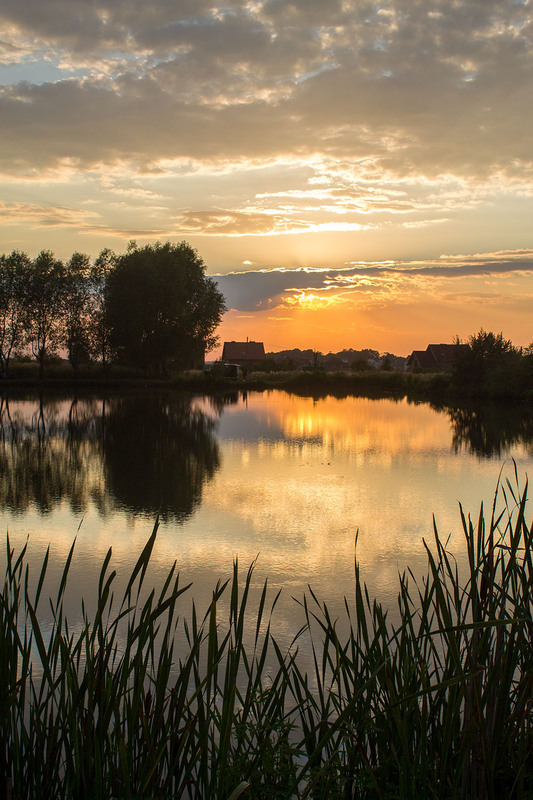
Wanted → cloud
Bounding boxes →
[215,250,533,311]
[0,200,100,228]
[0,0,532,265]
[174,210,310,235]
[0,0,532,182]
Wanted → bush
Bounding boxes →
[451,329,527,399]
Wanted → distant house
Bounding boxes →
[222,340,266,367]
[406,343,464,372]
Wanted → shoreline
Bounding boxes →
[1,367,532,404]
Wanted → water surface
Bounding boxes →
[1,390,532,651]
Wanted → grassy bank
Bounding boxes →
[0,365,470,403]
[242,368,452,401]
[3,357,533,402]
[1,473,533,799]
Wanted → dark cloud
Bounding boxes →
[0,0,532,181]
[215,269,294,311]
[1,0,533,272]
[215,254,533,311]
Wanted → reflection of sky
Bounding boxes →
[1,392,532,655]
[216,407,286,442]
[169,393,533,624]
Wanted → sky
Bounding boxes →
[0,0,532,356]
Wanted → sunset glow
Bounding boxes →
[1,0,532,354]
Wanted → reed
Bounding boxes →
[1,470,532,799]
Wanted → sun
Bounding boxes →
[286,291,347,310]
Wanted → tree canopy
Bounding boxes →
[0,250,29,374]
[105,241,225,372]
[23,250,67,379]
[451,328,526,398]
[0,241,226,377]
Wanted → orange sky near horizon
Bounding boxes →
[212,252,533,356]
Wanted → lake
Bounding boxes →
[1,389,532,654]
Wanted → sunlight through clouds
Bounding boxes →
[0,0,532,351]
[284,291,349,310]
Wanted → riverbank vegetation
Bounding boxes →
[3,350,533,404]
[1,237,531,401]
[1,473,532,799]
[248,330,533,401]
[2,335,532,407]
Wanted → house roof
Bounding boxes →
[407,350,437,369]
[426,343,459,365]
[222,341,266,361]
[407,342,465,370]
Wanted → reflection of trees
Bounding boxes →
[0,395,107,514]
[205,391,244,415]
[447,404,533,458]
[0,393,220,520]
[102,394,220,520]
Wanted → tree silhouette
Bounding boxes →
[452,329,521,397]
[62,252,93,370]
[23,251,67,379]
[89,248,115,370]
[0,250,29,375]
[105,242,225,372]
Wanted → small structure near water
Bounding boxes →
[204,362,243,380]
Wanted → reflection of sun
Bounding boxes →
[268,394,452,455]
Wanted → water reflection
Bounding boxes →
[1,390,532,656]
[1,392,532,524]
[446,403,533,459]
[0,393,220,521]
[0,395,103,514]
[102,393,220,520]
[271,390,533,460]
[205,390,243,414]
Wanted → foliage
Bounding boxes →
[351,358,370,372]
[451,329,523,398]
[105,241,226,372]
[2,472,533,798]
[0,251,29,375]
[88,248,116,369]
[62,252,93,370]
[22,250,67,379]
[0,242,226,378]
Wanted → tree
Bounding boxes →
[62,252,92,370]
[351,357,369,372]
[88,248,116,370]
[23,250,67,379]
[105,242,226,372]
[0,250,30,375]
[452,329,521,397]
[468,328,515,363]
